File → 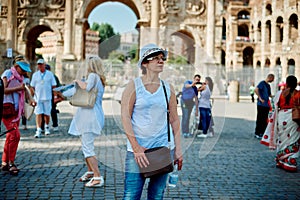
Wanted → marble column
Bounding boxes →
[206,0,215,60]
[63,0,75,59]
[150,0,159,44]
[6,0,17,50]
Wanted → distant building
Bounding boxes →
[117,31,139,58]
[222,0,299,80]
[35,31,57,64]
[85,29,100,58]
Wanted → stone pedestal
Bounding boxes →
[229,80,240,102]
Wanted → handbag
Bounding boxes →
[24,85,34,120]
[139,80,174,178]
[3,103,17,118]
[24,102,34,120]
[69,83,97,108]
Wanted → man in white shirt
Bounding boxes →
[30,59,56,138]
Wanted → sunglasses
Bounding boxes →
[146,56,167,62]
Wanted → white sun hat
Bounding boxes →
[137,43,168,68]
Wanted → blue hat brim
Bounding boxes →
[16,61,31,72]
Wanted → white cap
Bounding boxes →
[37,59,45,64]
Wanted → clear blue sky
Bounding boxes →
[88,2,138,34]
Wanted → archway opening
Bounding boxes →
[276,17,284,42]
[266,20,271,43]
[288,59,295,75]
[170,31,195,65]
[243,47,253,67]
[26,25,54,70]
[85,1,139,60]
[289,14,298,40]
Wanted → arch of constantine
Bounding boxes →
[0,0,300,88]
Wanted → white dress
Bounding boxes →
[68,73,105,135]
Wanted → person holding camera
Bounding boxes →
[197,77,214,138]
[180,74,201,138]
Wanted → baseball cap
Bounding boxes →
[16,61,31,72]
[137,43,168,68]
[37,59,45,64]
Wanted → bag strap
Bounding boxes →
[161,80,170,143]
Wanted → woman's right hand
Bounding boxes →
[18,83,25,91]
[133,145,149,168]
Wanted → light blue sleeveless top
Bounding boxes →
[127,77,175,152]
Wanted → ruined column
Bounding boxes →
[6,0,17,50]
[63,0,75,59]
[206,0,215,60]
[150,0,159,44]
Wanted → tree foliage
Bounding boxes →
[90,22,120,59]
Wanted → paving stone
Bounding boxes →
[0,100,299,199]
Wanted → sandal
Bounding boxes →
[1,164,9,172]
[79,171,94,182]
[85,176,104,188]
[9,164,19,176]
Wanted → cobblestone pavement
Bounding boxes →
[1,99,300,200]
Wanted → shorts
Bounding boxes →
[34,100,52,115]
[81,132,98,158]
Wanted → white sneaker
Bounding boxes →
[197,134,207,138]
[53,127,59,132]
[207,132,214,137]
[34,130,41,138]
[45,127,50,135]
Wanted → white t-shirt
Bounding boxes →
[30,70,56,101]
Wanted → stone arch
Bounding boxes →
[222,17,226,40]
[266,20,271,43]
[238,23,249,37]
[289,14,298,40]
[237,10,250,19]
[266,4,272,16]
[257,21,261,42]
[80,0,144,20]
[276,17,283,42]
[257,60,261,67]
[21,20,63,42]
[76,0,146,59]
[276,57,281,65]
[221,49,226,66]
[265,58,270,67]
[242,46,253,67]
[288,58,295,75]
[170,29,195,64]
[20,19,63,67]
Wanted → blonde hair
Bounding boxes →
[86,56,106,87]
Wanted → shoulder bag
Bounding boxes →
[69,81,97,108]
[24,85,34,120]
[139,80,174,178]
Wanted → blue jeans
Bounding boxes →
[181,98,194,134]
[123,151,169,200]
[199,107,211,134]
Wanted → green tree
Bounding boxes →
[108,51,125,62]
[128,44,138,62]
[90,22,120,59]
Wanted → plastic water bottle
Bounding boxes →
[81,76,86,82]
[168,165,179,188]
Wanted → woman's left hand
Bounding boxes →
[174,149,183,170]
[133,146,149,168]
